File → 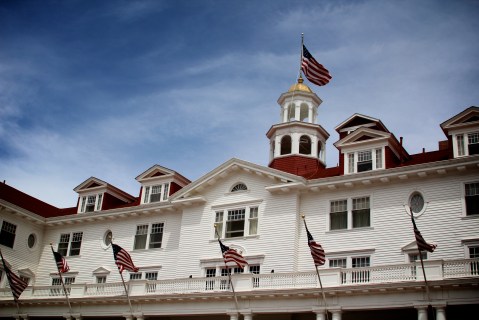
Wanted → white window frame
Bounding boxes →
[141,182,171,204]
[345,147,384,174]
[133,222,165,250]
[453,131,479,158]
[0,220,17,249]
[78,193,103,213]
[329,196,371,231]
[57,232,83,256]
[214,204,260,239]
[464,181,479,216]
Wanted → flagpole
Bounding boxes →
[214,224,240,315]
[110,235,134,315]
[301,215,329,320]
[406,206,435,320]
[0,249,21,315]
[299,33,304,77]
[50,244,72,314]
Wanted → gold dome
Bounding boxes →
[288,77,312,93]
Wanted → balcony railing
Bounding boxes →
[1,258,478,301]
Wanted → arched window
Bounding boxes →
[287,104,295,121]
[299,135,312,155]
[299,104,309,122]
[280,136,292,155]
[231,183,247,192]
[318,141,324,160]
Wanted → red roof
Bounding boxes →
[0,182,74,218]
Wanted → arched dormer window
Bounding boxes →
[299,135,312,155]
[281,135,292,155]
[231,183,247,192]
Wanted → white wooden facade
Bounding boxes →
[1,81,478,320]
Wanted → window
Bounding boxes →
[51,277,75,295]
[409,192,425,214]
[346,148,384,174]
[0,221,17,248]
[330,200,347,230]
[134,223,164,250]
[352,197,370,228]
[103,230,112,246]
[79,194,103,213]
[299,135,312,155]
[96,276,106,284]
[27,233,36,249]
[145,271,158,292]
[58,232,83,256]
[215,206,259,239]
[142,183,170,204]
[130,273,142,281]
[455,132,479,157]
[205,268,216,291]
[330,197,371,230]
[280,135,292,155]
[250,265,260,288]
[465,182,479,215]
[330,258,347,283]
[469,246,479,276]
[351,256,370,283]
[231,183,247,192]
[409,252,427,278]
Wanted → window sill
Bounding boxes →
[462,214,479,220]
[327,227,374,234]
[210,235,260,242]
[132,247,164,252]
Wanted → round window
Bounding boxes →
[27,233,36,248]
[104,230,112,246]
[410,192,425,214]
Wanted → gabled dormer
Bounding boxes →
[440,106,479,158]
[74,177,136,213]
[136,165,190,205]
[334,114,408,175]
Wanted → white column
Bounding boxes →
[282,106,288,123]
[294,103,300,121]
[308,105,313,123]
[330,308,342,320]
[242,312,253,320]
[416,307,427,320]
[436,306,446,320]
[227,312,239,320]
[123,315,134,320]
[314,309,327,320]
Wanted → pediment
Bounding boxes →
[440,106,479,134]
[92,267,111,275]
[334,127,391,148]
[335,113,388,133]
[172,158,304,200]
[136,164,176,181]
[74,177,108,192]
[18,268,35,277]
[401,241,420,252]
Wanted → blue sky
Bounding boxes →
[1,0,478,208]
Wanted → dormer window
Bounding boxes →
[79,194,103,213]
[346,148,383,174]
[455,132,479,157]
[142,183,170,204]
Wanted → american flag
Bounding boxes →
[301,45,332,86]
[218,239,248,269]
[411,215,437,253]
[112,243,139,273]
[1,257,28,302]
[51,247,70,273]
[305,225,326,266]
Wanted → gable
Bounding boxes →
[334,127,391,149]
[441,106,479,135]
[335,113,388,134]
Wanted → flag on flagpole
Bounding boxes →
[218,239,248,269]
[1,257,28,302]
[112,243,139,273]
[411,214,437,253]
[305,224,326,266]
[51,247,70,273]
[301,44,332,86]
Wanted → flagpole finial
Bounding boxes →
[50,242,53,246]
[301,213,305,219]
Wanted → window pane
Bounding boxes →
[0,221,17,248]
[249,207,258,235]
[357,151,372,172]
[58,233,70,256]
[134,225,148,250]
[215,211,224,238]
[330,200,347,230]
[85,195,96,212]
[150,185,162,202]
[69,232,83,256]
[457,134,465,156]
[353,197,370,228]
[143,186,150,203]
[163,183,169,200]
[226,209,245,238]
[149,223,164,249]
[375,148,383,169]
[348,153,354,173]
[465,183,479,216]
[96,194,103,211]
[329,258,347,268]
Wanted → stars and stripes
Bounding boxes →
[218,239,248,269]
[51,247,70,273]
[305,224,326,266]
[301,44,332,86]
[112,243,139,273]
[1,257,28,302]
[411,214,437,253]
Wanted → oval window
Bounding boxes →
[104,230,112,246]
[410,192,425,214]
[27,233,36,248]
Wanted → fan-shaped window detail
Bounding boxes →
[231,183,247,192]
[299,135,312,155]
[280,136,292,155]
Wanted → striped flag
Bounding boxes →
[305,223,326,266]
[1,257,28,302]
[301,45,332,86]
[411,215,437,253]
[112,243,139,273]
[51,247,70,273]
[218,239,248,269]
